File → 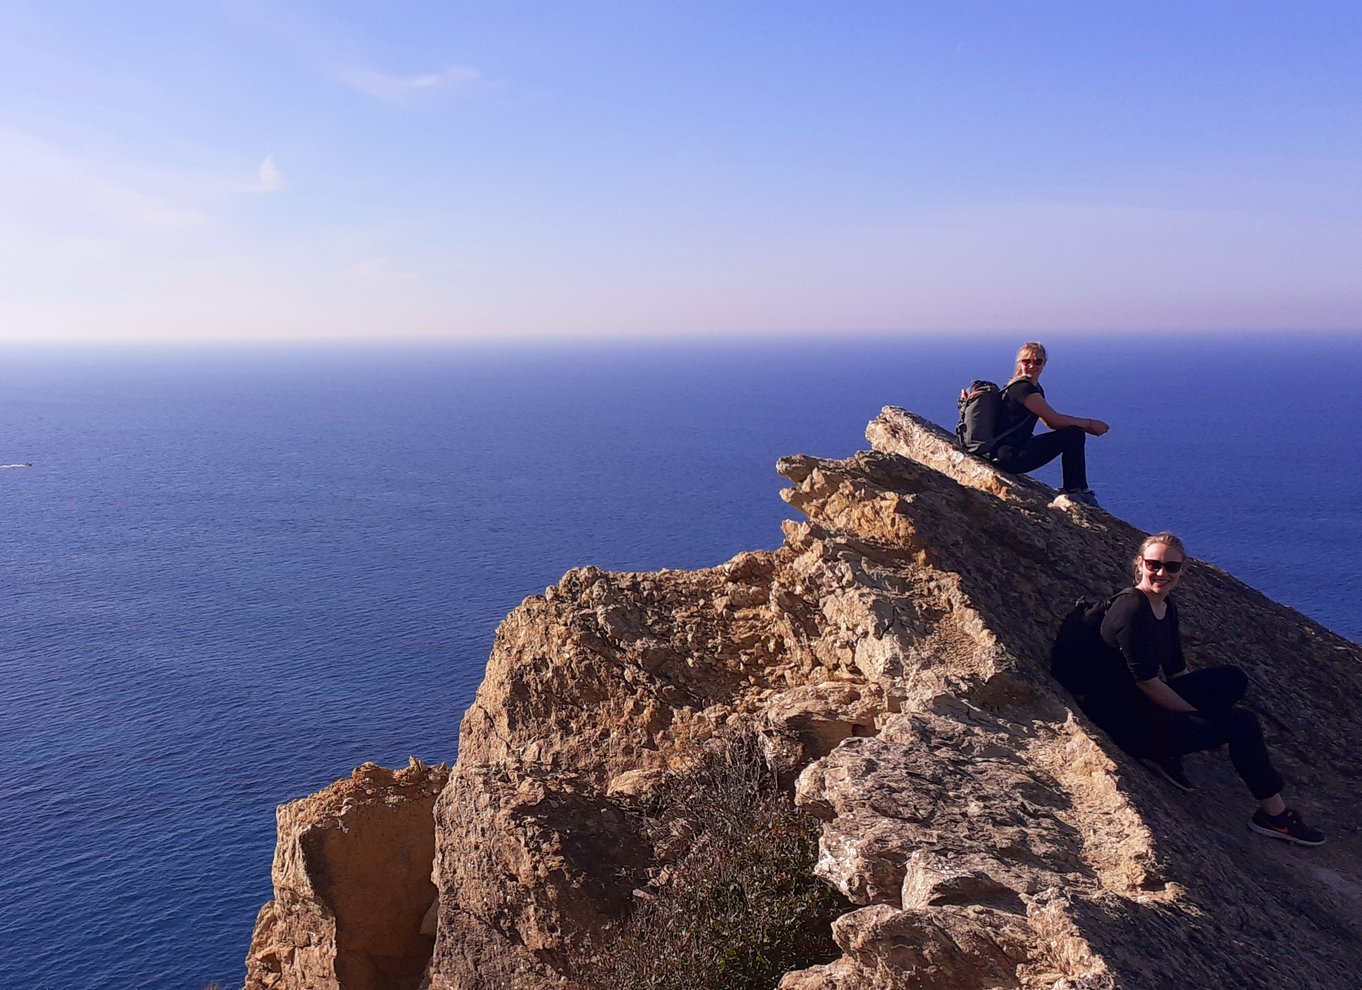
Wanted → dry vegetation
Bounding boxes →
[582,731,848,990]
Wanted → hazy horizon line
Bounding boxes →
[2,324,1358,354]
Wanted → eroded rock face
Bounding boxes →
[244,759,449,990]
[248,406,1362,990]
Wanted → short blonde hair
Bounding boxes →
[1014,341,1048,374]
[1133,531,1187,582]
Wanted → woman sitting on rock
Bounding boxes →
[993,341,1108,506]
[1091,531,1324,845]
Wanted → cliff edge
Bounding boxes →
[245,407,1362,990]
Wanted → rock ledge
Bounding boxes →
[245,409,1362,990]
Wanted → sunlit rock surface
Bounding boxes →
[247,406,1362,990]
[244,759,449,990]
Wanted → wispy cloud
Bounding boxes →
[347,256,419,285]
[253,153,284,192]
[333,64,482,105]
[224,4,490,106]
[0,126,206,236]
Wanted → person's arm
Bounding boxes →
[1104,591,1194,709]
[1110,596,1194,709]
[1162,599,1188,678]
[1136,676,1197,712]
[1022,393,1110,436]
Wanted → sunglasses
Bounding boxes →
[1020,358,1046,366]
[1143,558,1183,574]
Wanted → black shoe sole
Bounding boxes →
[1140,758,1195,792]
[1247,821,1326,846]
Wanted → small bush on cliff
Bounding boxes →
[585,731,847,990]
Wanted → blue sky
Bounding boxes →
[1,1,1359,344]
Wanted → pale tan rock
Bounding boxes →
[760,681,884,763]
[813,813,917,907]
[244,758,449,990]
[604,767,667,804]
[780,902,1033,990]
[427,763,648,989]
[247,408,1362,990]
[864,405,1039,500]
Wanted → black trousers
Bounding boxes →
[993,426,1088,490]
[1081,666,1285,801]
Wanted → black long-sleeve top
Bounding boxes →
[1100,588,1187,683]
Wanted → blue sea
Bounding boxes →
[1,334,1358,989]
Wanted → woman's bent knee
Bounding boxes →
[1220,665,1248,698]
[1175,665,1248,710]
[1224,707,1263,742]
[1058,425,1086,450]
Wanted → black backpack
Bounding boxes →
[1049,590,1136,697]
[955,378,1031,458]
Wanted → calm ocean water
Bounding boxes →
[1,334,1358,989]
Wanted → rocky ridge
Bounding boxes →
[244,407,1362,990]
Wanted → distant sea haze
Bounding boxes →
[1,333,1357,988]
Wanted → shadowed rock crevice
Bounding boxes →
[245,759,449,990]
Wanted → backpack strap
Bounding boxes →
[1107,587,1141,607]
[984,378,1036,456]
[986,378,1046,457]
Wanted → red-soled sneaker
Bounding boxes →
[1248,807,1325,846]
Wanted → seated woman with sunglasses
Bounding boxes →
[993,341,1109,507]
[1090,532,1324,845]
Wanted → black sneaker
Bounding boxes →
[1248,807,1325,846]
[1141,756,1195,791]
[1062,488,1101,507]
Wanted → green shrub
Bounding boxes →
[585,732,847,990]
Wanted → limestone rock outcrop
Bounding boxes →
[245,758,450,990]
[246,406,1362,990]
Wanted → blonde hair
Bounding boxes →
[1133,531,1187,582]
[1014,341,1048,377]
